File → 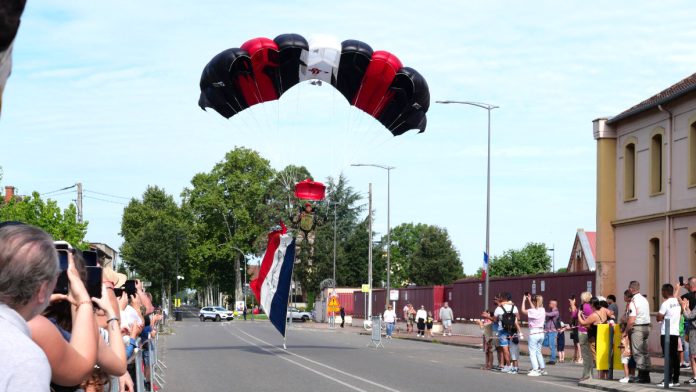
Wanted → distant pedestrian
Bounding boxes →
[426,311,434,337]
[521,293,546,376]
[243,306,247,321]
[545,299,560,365]
[607,295,619,317]
[679,281,696,386]
[625,280,651,384]
[479,309,495,370]
[494,292,519,373]
[340,307,345,328]
[572,291,593,381]
[416,305,427,337]
[557,322,566,363]
[403,303,415,333]
[439,301,454,336]
[383,305,396,339]
[657,283,681,387]
[568,295,582,364]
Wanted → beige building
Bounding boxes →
[593,72,696,350]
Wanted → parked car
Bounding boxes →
[199,306,234,322]
[286,307,311,322]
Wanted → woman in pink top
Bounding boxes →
[521,294,547,376]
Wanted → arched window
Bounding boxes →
[624,142,636,200]
[650,132,663,194]
[649,238,661,310]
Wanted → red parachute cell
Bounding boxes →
[352,50,403,117]
[294,179,326,201]
[240,37,280,103]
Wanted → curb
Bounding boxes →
[578,379,666,392]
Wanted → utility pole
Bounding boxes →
[333,202,337,284]
[76,182,83,223]
[367,183,373,319]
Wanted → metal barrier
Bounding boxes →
[132,320,168,391]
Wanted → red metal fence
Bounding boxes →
[351,272,595,323]
[450,271,596,322]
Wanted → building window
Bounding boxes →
[690,120,696,187]
[624,143,636,200]
[650,132,663,194]
[649,238,661,310]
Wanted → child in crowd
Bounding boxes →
[479,309,494,370]
[557,321,567,363]
[426,311,434,337]
[618,334,636,383]
[509,333,521,374]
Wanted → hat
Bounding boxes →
[103,267,127,288]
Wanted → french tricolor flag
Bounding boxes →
[250,225,296,338]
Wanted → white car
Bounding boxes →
[199,306,234,322]
[286,307,311,322]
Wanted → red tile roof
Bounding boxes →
[585,231,596,260]
[607,72,696,124]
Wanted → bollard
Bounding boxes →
[664,318,670,389]
[608,321,614,380]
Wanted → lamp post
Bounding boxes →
[351,163,394,307]
[436,100,498,310]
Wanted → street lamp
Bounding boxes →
[436,100,498,310]
[351,163,395,307]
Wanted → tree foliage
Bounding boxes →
[479,242,552,278]
[0,191,88,246]
[392,223,464,287]
[119,186,188,298]
[181,147,274,298]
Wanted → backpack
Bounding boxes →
[500,305,517,333]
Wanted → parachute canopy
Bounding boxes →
[294,179,326,201]
[198,33,430,136]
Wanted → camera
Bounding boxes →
[125,280,137,296]
[54,249,70,295]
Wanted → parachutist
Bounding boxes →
[290,202,321,264]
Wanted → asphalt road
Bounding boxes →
[161,311,592,392]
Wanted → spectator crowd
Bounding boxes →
[0,222,164,392]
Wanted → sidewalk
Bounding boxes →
[294,319,695,392]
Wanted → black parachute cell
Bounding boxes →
[391,111,426,136]
[334,39,373,103]
[273,33,309,95]
[198,48,253,118]
[378,67,430,135]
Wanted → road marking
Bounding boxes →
[429,360,440,363]
[221,327,371,392]
[235,327,401,392]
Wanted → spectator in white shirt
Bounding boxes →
[657,283,682,387]
[383,305,396,339]
[624,280,651,384]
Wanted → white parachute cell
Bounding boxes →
[300,35,341,84]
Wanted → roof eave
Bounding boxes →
[606,83,696,125]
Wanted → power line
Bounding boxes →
[83,195,128,206]
[41,184,76,196]
[84,189,130,200]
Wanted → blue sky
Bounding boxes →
[2,1,696,276]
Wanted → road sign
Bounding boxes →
[361,284,370,293]
[327,296,341,313]
[389,290,399,301]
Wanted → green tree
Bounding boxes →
[0,191,88,246]
[382,223,428,287]
[181,147,274,303]
[480,242,552,277]
[409,225,462,285]
[120,186,188,301]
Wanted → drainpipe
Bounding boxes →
[658,104,673,279]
